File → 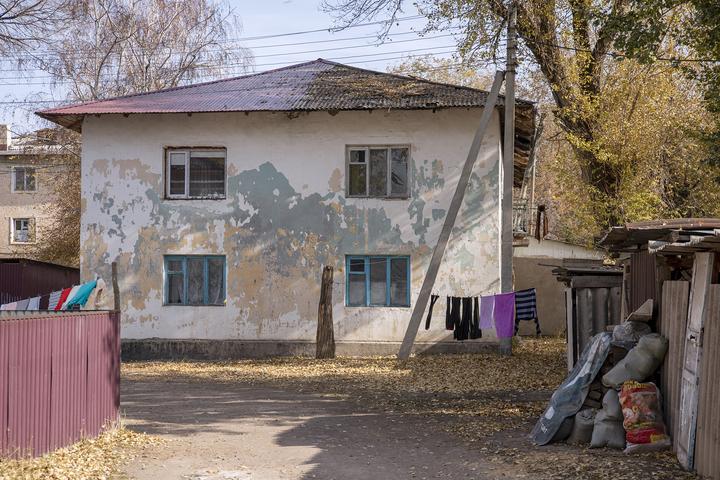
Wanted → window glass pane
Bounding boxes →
[167,259,183,273]
[348,164,366,196]
[189,154,225,197]
[390,257,409,306]
[13,219,29,242]
[348,274,366,306]
[187,258,205,304]
[369,149,387,197]
[169,162,186,196]
[24,168,36,191]
[349,150,365,163]
[349,258,365,273]
[369,257,387,305]
[167,273,184,304]
[207,258,224,304]
[390,148,408,195]
[14,168,24,191]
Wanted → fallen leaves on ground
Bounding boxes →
[122,337,694,480]
[0,425,160,480]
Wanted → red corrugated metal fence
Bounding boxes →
[0,311,119,458]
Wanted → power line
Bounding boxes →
[0,50,470,106]
[0,44,460,86]
[0,26,461,68]
[524,38,720,63]
[2,14,427,61]
[0,34,460,82]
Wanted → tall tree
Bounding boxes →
[323,0,695,228]
[0,0,69,55]
[37,0,250,102]
[31,0,250,265]
[607,1,720,166]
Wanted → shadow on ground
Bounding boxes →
[122,378,500,479]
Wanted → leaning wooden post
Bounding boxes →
[316,265,336,359]
[111,261,121,312]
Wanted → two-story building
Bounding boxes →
[37,59,536,357]
[0,126,62,260]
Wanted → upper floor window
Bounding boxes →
[164,255,226,306]
[165,148,226,199]
[346,146,409,198]
[346,255,410,307]
[11,218,34,244]
[12,167,36,192]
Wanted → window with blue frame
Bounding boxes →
[164,255,225,306]
[346,255,410,307]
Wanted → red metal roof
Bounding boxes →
[36,59,532,131]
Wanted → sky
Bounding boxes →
[0,0,465,134]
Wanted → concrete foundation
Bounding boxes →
[121,339,499,360]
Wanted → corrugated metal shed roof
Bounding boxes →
[600,218,720,252]
[36,59,537,186]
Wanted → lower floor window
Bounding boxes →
[164,255,225,306]
[346,255,410,307]
[11,218,34,243]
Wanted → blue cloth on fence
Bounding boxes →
[63,280,97,309]
[15,298,29,310]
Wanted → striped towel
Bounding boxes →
[514,288,541,335]
[48,290,62,310]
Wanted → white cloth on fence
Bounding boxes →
[0,302,17,310]
[26,296,41,310]
[60,285,80,310]
[15,298,29,310]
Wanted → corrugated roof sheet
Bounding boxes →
[600,219,720,251]
[37,59,532,125]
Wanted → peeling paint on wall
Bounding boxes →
[81,109,502,342]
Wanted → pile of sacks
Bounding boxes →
[551,300,672,453]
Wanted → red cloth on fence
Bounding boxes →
[54,288,72,311]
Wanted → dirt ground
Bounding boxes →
[118,338,694,480]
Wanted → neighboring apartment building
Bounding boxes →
[0,125,62,260]
[37,59,536,356]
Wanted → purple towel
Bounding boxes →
[479,295,495,329]
[494,292,516,338]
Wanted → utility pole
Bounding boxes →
[500,0,517,355]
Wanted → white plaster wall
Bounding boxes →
[514,238,605,260]
[81,108,502,342]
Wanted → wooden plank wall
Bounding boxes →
[695,284,720,479]
[658,280,689,446]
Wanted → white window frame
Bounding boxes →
[10,217,34,244]
[345,145,410,199]
[165,148,227,199]
[11,166,37,193]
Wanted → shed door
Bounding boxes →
[678,252,714,470]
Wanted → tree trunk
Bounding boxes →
[316,265,335,359]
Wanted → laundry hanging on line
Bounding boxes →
[425,294,440,330]
[514,288,541,336]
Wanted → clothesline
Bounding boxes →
[0,279,99,312]
[424,288,541,340]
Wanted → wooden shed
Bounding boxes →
[600,219,720,478]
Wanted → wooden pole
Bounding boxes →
[316,265,336,359]
[397,71,506,360]
[111,261,120,313]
